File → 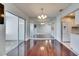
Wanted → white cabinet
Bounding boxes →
[71,34,79,54]
[75,10,79,24]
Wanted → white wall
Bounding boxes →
[0,25,5,55]
[55,15,61,41]
[37,24,51,34]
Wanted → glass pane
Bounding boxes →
[18,18,24,56]
[6,12,19,56]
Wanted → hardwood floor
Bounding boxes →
[6,39,77,56]
[26,40,77,56]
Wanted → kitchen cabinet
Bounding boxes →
[75,10,79,24]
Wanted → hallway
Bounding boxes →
[7,39,77,56]
[3,3,79,56]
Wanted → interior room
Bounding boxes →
[0,3,79,56]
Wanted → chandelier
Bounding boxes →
[37,8,47,24]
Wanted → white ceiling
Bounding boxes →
[14,3,71,18]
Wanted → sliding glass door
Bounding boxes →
[6,12,25,56]
[18,18,25,56]
[6,12,19,56]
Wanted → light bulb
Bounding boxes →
[38,16,41,19]
[69,13,74,16]
[37,14,47,19]
[41,14,44,18]
[44,15,47,18]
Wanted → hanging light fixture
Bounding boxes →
[37,8,47,20]
[40,22,45,25]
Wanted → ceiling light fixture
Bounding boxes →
[41,22,45,25]
[38,8,47,20]
[69,13,74,16]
